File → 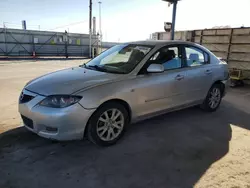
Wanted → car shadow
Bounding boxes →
[0,100,249,188]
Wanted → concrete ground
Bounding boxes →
[0,60,250,188]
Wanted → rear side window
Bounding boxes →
[185,46,209,67]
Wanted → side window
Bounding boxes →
[149,46,182,71]
[185,46,208,67]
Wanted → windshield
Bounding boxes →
[84,44,153,74]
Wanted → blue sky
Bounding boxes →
[1,0,250,42]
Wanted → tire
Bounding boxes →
[201,84,223,112]
[87,102,129,146]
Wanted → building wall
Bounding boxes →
[151,32,171,40]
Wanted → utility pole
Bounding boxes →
[93,17,97,57]
[162,0,179,40]
[98,1,102,51]
[171,1,178,40]
[89,0,92,58]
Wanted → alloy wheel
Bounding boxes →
[208,87,221,109]
[96,108,125,141]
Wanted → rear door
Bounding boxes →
[181,45,214,103]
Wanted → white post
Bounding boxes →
[89,0,92,58]
[98,1,102,52]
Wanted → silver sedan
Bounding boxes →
[19,41,229,146]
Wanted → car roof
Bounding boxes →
[127,40,197,46]
[126,40,210,54]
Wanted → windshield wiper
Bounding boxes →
[81,64,126,74]
[79,63,87,68]
[86,65,108,72]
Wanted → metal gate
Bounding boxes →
[0,28,98,57]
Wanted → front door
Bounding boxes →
[133,45,188,117]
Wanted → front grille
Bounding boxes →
[19,93,34,103]
[21,115,34,129]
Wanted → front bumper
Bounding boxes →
[18,89,95,141]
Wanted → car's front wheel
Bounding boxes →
[201,84,223,112]
[87,102,129,146]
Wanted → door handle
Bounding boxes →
[205,69,212,75]
[175,74,184,81]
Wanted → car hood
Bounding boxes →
[25,67,123,96]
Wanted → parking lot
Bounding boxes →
[0,60,250,188]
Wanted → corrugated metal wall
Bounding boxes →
[0,28,98,57]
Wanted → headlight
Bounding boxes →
[39,95,82,108]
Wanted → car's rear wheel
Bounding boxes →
[87,102,129,146]
[201,84,222,112]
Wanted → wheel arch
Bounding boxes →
[212,80,226,95]
[84,98,132,137]
[98,99,132,123]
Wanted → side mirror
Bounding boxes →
[147,64,164,73]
